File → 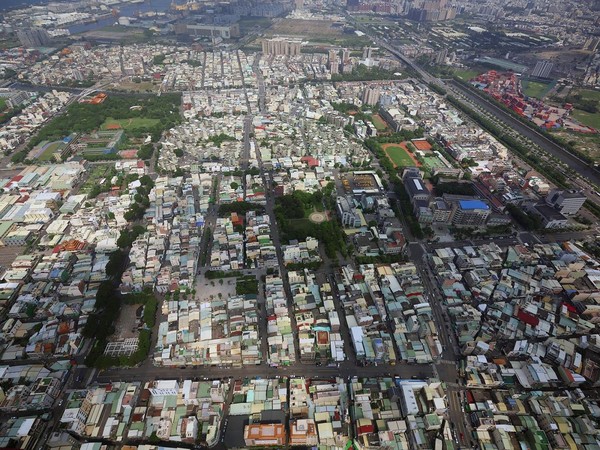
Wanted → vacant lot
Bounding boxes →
[0,245,26,268]
[554,130,600,162]
[115,80,159,93]
[269,19,342,38]
[382,143,419,168]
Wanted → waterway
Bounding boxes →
[69,0,173,34]
[1,0,174,35]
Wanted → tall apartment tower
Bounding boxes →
[16,27,51,48]
[328,49,339,74]
[531,60,554,79]
[362,87,380,106]
[262,37,301,56]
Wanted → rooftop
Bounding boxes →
[459,200,489,210]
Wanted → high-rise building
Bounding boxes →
[531,60,554,79]
[262,37,302,56]
[546,189,586,215]
[16,28,51,48]
[362,87,380,106]
[347,0,360,11]
[435,48,448,65]
[363,47,374,59]
[342,49,350,63]
[450,200,491,227]
[328,49,339,74]
[407,0,456,21]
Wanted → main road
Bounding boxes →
[349,16,600,193]
[446,79,600,188]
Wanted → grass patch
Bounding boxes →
[115,81,158,92]
[101,117,160,131]
[239,16,272,33]
[453,68,482,81]
[385,145,415,167]
[522,80,550,99]
[0,98,6,111]
[98,24,136,33]
[571,109,600,130]
[80,164,116,194]
[575,89,600,102]
[371,114,388,131]
[38,142,63,161]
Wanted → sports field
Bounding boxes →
[382,143,420,168]
[371,114,388,131]
[522,80,550,99]
[101,117,160,131]
[421,153,447,170]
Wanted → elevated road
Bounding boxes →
[446,79,600,187]
[350,16,600,193]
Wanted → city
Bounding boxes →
[0,0,599,449]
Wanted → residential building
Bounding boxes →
[262,37,302,56]
[531,60,554,79]
[451,199,491,227]
[16,28,51,47]
[403,168,431,207]
[336,196,361,228]
[531,203,569,229]
[546,189,586,215]
[244,424,286,446]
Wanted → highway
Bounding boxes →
[445,79,600,188]
[349,15,600,198]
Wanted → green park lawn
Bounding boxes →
[38,142,64,161]
[101,117,160,131]
[371,114,388,131]
[453,68,482,81]
[522,80,550,99]
[572,109,600,130]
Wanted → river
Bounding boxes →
[69,0,173,34]
[1,0,174,34]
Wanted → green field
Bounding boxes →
[572,109,600,130]
[385,145,414,167]
[239,17,272,33]
[422,153,447,170]
[38,142,64,161]
[371,114,388,131]
[522,80,550,99]
[453,68,482,81]
[0,98,6,111]
[576,89,600,102]
[101,117,160,131]
[80,164,117,194]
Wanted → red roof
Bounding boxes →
[517,310,539,326]
[358,424,374,435]
[301,156,319,167]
